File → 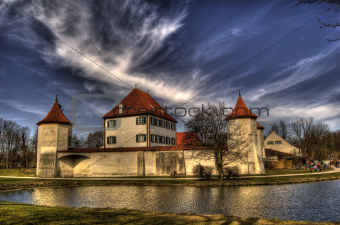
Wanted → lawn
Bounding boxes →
[0,201,338,225]
[0,169,36,177]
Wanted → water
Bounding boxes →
[0,180,339,222]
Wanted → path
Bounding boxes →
[0,167,339,180]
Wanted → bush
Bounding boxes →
[224,166,239,179]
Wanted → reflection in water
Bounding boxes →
[0,180,339,222]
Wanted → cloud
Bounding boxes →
[24,0,204,105]
[1,100,47,117]
[248,44,340,102]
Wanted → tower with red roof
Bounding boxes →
[103,88,177,148]
[225,90,266,174]
[36,96,72,177]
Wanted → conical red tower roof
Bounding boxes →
[37,98,72,126]
[226,91,258,120]
[257,122,264,130]
[103,88,177,123]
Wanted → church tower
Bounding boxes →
[225,91,265,174]
[36,96,72,177]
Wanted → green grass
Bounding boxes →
[0,169,36,177]
[265,168,333,175]
[0,201,338,225]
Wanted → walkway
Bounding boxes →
[0,167,339,180]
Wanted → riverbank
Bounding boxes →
[0,200,338,225]
[1,172,340,192]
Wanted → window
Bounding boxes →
[136,117,146,125]
[166,137,170,145]
[155,135,160,143]
[158,120,163,127]
[107,120,116,127]
[171,138,176,146]
[136,134,146,142]
[150,117,154,125]
[275,141,282,144]
[166,122,170,129]
[267,141,274,145]
[107,136,116,144]
[171,123,176,131]
[150,134,155,143]
[159,136,164,144]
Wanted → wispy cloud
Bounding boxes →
[26,0,202,104]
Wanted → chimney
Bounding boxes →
[119,103,124,114]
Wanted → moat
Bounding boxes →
[0,180,339,222]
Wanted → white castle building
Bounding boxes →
[36,89,266,177]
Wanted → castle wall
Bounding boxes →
[56,149,267,178]
[37,124,72,177]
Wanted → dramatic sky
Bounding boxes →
[0,0,339,137]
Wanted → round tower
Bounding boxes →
[225,90,265,174]
[36,96,72,177]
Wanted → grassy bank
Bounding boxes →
[0,168,334,178]
[0,201,338,225]
[1,172,340,192]
[0,169,36,177]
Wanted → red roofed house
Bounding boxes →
[176,132,199,146]
[36,90,266,177]
[103,88,177,148]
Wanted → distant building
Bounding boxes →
[264,131,302,159]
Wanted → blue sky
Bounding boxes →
[0,0,339,137]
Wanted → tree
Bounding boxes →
[267,120,291,141]
[185,101,250,180]
[290,117,330,159]
[85,131,104,148]
[72,134,85,148]
[298,0,340,42]
[17,126,31,168]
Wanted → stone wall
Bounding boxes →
[56,149,266,178]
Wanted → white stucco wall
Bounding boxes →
[105,116,148,148]
[264,131,301,156]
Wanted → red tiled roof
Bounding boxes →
[176,132,199,146]
[37,100,72,126]
[226,94,258,120]
[103,88,177,123]
[63,145,211,153]
[257,122,264,130]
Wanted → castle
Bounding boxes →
[36,89,266,177]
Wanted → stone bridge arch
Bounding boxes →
[57,153,91,177]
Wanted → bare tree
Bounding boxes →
[290,117,330,159]
[17,127,31,168]
[72,134,85,148]
[85,131,104,148]
[267,120,291,141]
[185,101,250,180]
[298,0,340,42]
